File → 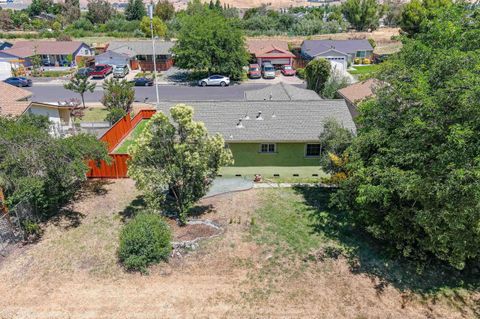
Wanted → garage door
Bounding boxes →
[0,61,11,80]
[326,57,346,74]
[268,58,291,65]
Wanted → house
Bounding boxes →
[244,82,321,101]
[155,98,356,167]
[0,82,75,136]
[247,39,295,67]
[301,39,374,72]
[0,82,32,117]
[337,78,380,117]
[106,40,175,71]
[0,41,94,67]
[0,41,12,51]
[95,49,134,68]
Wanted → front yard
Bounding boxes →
[348,64,381,76]
[0,179,477,318]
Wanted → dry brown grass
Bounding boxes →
[0,180,477,318]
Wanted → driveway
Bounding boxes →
[244,73,304,85]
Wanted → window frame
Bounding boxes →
[259,143,276,154]
[305,143,321,157]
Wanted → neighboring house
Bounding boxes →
[0,41,94,67]
[247,39,295,67]
[0,41,13,51]
[0,82,75,136]
[301,39,374,72]
[95,50,134,68]
[106,40,175,71]
[156,98,356,167]
[244,82,321,101]
[0,82,32,117]
[337,78,380,117]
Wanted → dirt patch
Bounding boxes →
[0,181,477,319]
[168,220,221,242]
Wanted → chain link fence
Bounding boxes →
[0,200,34,254]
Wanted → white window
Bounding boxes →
[260,143,276,153]
[305,144,321,157]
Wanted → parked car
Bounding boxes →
[4,77,32,87]
[248,64,261,79]
[198,75,230,87]
[113,65,129,78]
[90,64,113,79]
[281,65,296,76]
[77,67,93,78]
[42,59,54,67]
[262,62,276,79]
[130,77,153,86]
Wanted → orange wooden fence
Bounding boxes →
[87,109,157,178]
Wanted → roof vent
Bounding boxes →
[236,118,244,128]
[269,93,273,100]
[256,111,263,121]
[272,112,276,118]
[244,112,250,120]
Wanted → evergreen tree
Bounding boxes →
[125,0,146,21]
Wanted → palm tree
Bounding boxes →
[63,74,96,109]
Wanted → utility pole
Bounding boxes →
[148,3,160,108]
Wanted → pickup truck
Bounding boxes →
[90,64,113,79]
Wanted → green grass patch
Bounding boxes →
[114,120,149,154]
[348,64,381,75]
[76,108,109,123]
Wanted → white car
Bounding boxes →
[198,75,230,87]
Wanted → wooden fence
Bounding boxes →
[87,109,157,178]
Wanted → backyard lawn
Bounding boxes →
[114,120,148,153]
[75,107,109,123]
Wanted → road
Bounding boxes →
[25,84,277,103]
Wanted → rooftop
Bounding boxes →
[337,79,380,106]
[244,83,321,101]
[156,99,356,142]
[246,39,295,58]
[301,39,373,57]
[0,82,32,117]
[0,41,87,58]
[108,40,175,56]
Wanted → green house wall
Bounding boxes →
[228,143,320,167]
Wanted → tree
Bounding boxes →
[0,10,13,31]
[0,116,108,230]
[140,16,167,37]
[305,58,331,95]
[125,0,146,21]
[154,0,174,21]
[128,105,233,225]
[399,0,452,36]
[63,0,81,23]
[173,10,249,80]
[86,0,114,24]
[341,0,383,31]
[333,4,480,269]
[64,74,96,109]
[101,78,135,124]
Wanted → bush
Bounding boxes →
[354,57,362,64]
[118,212,172,272]
[363,58,371,64]
[296,67,305,79]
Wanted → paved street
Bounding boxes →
[25,83,295,103]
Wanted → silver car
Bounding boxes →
[262,63,276,79]
[113,65,129,78]
[198,75,230,87]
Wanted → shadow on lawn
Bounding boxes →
[118,195,147,222]
[293,185,480,295]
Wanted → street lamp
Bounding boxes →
[148,3,160,108]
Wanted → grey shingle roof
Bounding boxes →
[245,83,322,101]
[108,40,175,56]
[155,100,356,142]
[301,40,373,58]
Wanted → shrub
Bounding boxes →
[363,58,371,64]
[354,57,362,64]
[296,67,305,79]
[118,212,172,272]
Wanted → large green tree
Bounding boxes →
[0,116,107,228]
[341,0,383,31]
[154,0,174,21]
[128,105,233,225]
[86,0,115,24]
[334,3,480,269]
[140,16,167,37]
[399,0,452,36]
[173,9,249,80]
[125,0,146,21]
[305,58,331,96]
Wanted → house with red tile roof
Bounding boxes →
[0,81,32,117]
[246,39,295,67]
[337,79,381,117]
[0,41,94,67]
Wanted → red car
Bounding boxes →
[281,65,297,76]
[90,64,113,78]
[248,64,261,79]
